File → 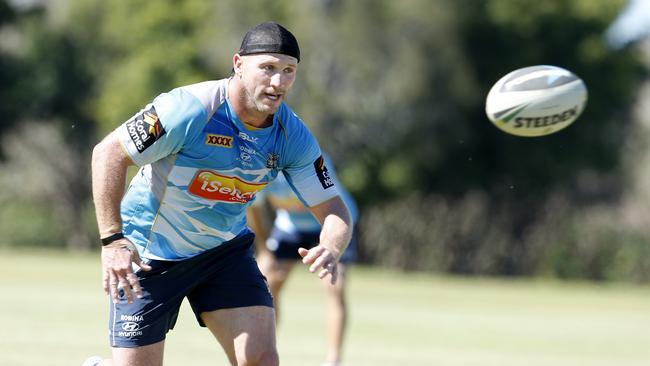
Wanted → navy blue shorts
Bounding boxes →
[265,226,358,264]
[108,233,273,348]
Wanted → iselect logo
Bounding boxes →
[189,170,267,203]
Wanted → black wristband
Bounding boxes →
[101,232,125,246]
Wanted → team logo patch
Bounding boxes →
[189,170,267,203]
[125,105,166,153]
[266,153,279,169]
[205,134,233,148]
[313,155,334,189]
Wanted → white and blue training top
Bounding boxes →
[116,78,339,260]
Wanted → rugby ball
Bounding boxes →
[485,65,588,137]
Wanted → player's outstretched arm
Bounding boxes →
[91,132,151,303]
[300,196,352,285]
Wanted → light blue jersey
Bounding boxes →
[261,154,358,234]
[116,79,339,260]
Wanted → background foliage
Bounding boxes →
[1,0,649,282]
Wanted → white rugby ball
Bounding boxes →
[485,65,588,137]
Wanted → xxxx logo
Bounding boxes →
[205,134,233,148]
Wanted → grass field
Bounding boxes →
[1,248,649,366]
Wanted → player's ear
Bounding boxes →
[233,54,244,78]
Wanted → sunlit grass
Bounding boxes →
[1,248,649,366]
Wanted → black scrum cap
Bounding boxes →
[238,22,301,62]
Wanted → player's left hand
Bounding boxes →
[298,245,339,285]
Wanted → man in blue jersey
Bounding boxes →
[248,154,358,366]
[85,22,352,366]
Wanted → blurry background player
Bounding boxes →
[248,153,359,366]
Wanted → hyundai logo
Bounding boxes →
[122,322,140,331]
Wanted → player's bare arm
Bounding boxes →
[299,195,352,284]
[91,132,151,304]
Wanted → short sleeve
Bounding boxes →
[116,89,208,166]
[281,118,339,207]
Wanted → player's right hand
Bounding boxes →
[298,245,339,285]
[101,238,152,304]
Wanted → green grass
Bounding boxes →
[1,248,649,366]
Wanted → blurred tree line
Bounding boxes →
[1,0,648,282]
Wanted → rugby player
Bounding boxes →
[84,22,352,366]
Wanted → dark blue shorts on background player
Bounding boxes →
[265,227,358,264]
[109,234,272,347]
